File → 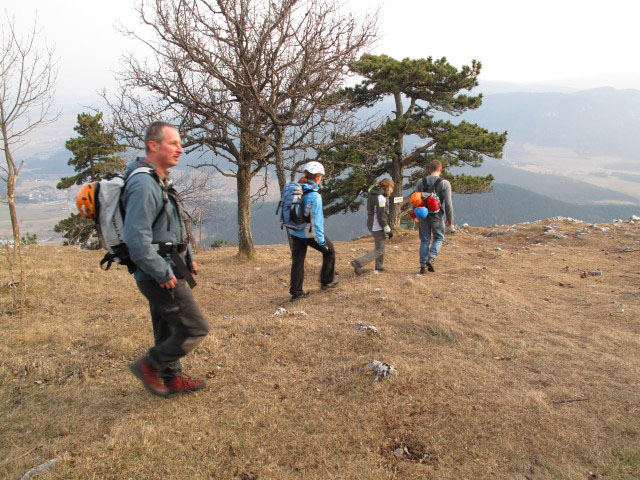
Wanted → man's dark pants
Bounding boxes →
[136,279,209,381]
[290,235,335,296]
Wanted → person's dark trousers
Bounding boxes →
[136,279,210,382]
[290,235,335,296]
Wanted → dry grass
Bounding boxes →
[1,218,640,479]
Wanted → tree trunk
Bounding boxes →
[7,185,20,256]
[274,126,294,251]
[236,162,256,258]
[389,92,405,229]
[389,158,404,229]
[2,129,21,257]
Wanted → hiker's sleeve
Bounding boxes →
[311,192,325,245]
[376,194,390,232]
[443,180,454,224]
[123,176,174,283]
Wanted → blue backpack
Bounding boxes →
[277,182,311,231]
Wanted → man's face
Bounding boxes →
[149,127,183,169]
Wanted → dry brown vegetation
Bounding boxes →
[1,218,640,479]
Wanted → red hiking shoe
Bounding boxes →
[128,357,168,398]
[166,376,206,397]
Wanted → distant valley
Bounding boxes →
[2,84,639,245]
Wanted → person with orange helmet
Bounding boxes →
[413,160,454,274]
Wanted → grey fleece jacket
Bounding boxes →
[415,175,454,224]
[366,185,390,232]
[122,158,193,284]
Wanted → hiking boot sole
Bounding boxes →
[426,260,435,272]
[167,379,207,398]
[128,359,168,398]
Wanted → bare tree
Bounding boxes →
[171,168,220,249]
[107,0,376,258]
[0,14,58,257]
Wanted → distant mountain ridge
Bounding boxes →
[201,183,639,246]
[463,87,640,159]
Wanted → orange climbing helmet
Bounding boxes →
[410,192,424,208]
[76,182,97,218]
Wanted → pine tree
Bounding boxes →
[322,54,507,228]
[57,112,125,189]
[55,112,125,247]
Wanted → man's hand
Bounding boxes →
[191,261,198,274]
[445,221,452,228]
[159,276,177,289]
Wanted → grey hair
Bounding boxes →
[144,121,175,154]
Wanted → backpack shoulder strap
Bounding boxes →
[124,166,169,229]
[125,166,155,183]
[427,176,443,193]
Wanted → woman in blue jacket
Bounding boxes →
[288,161,338,301]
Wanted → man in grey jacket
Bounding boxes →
[414,160,454,273]
[124,121,209,398]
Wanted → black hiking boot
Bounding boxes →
[290,291,310,302]
[419,266,426,274]
[321,280,340,290]
[351,260,364,276]
[426,257,436,272]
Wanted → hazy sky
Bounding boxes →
[4,0,640,96]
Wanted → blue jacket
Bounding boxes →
[288,181,326,245]
[122,158,192,283]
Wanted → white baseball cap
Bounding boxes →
[304,161,325,175]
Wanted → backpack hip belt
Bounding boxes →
[153,242,197,289]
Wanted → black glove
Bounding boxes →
[320,243,331,254]
[387,231,393,240]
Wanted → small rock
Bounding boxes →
[494,247,502,251]
[20,459,60,479]
[364,360,396,381]
[590,270,602,277]
[223,315,235,320]
[272,307,288,317]
[374,288,382,292]
[292,310,308,316]
[393,447,406,458]
[630,215,640,222]
[254,267,261,271]
[372,270,380,275]
[357,324,380,336]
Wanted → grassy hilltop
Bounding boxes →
[1,219,640,479]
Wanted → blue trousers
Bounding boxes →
[418,216,445,266]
